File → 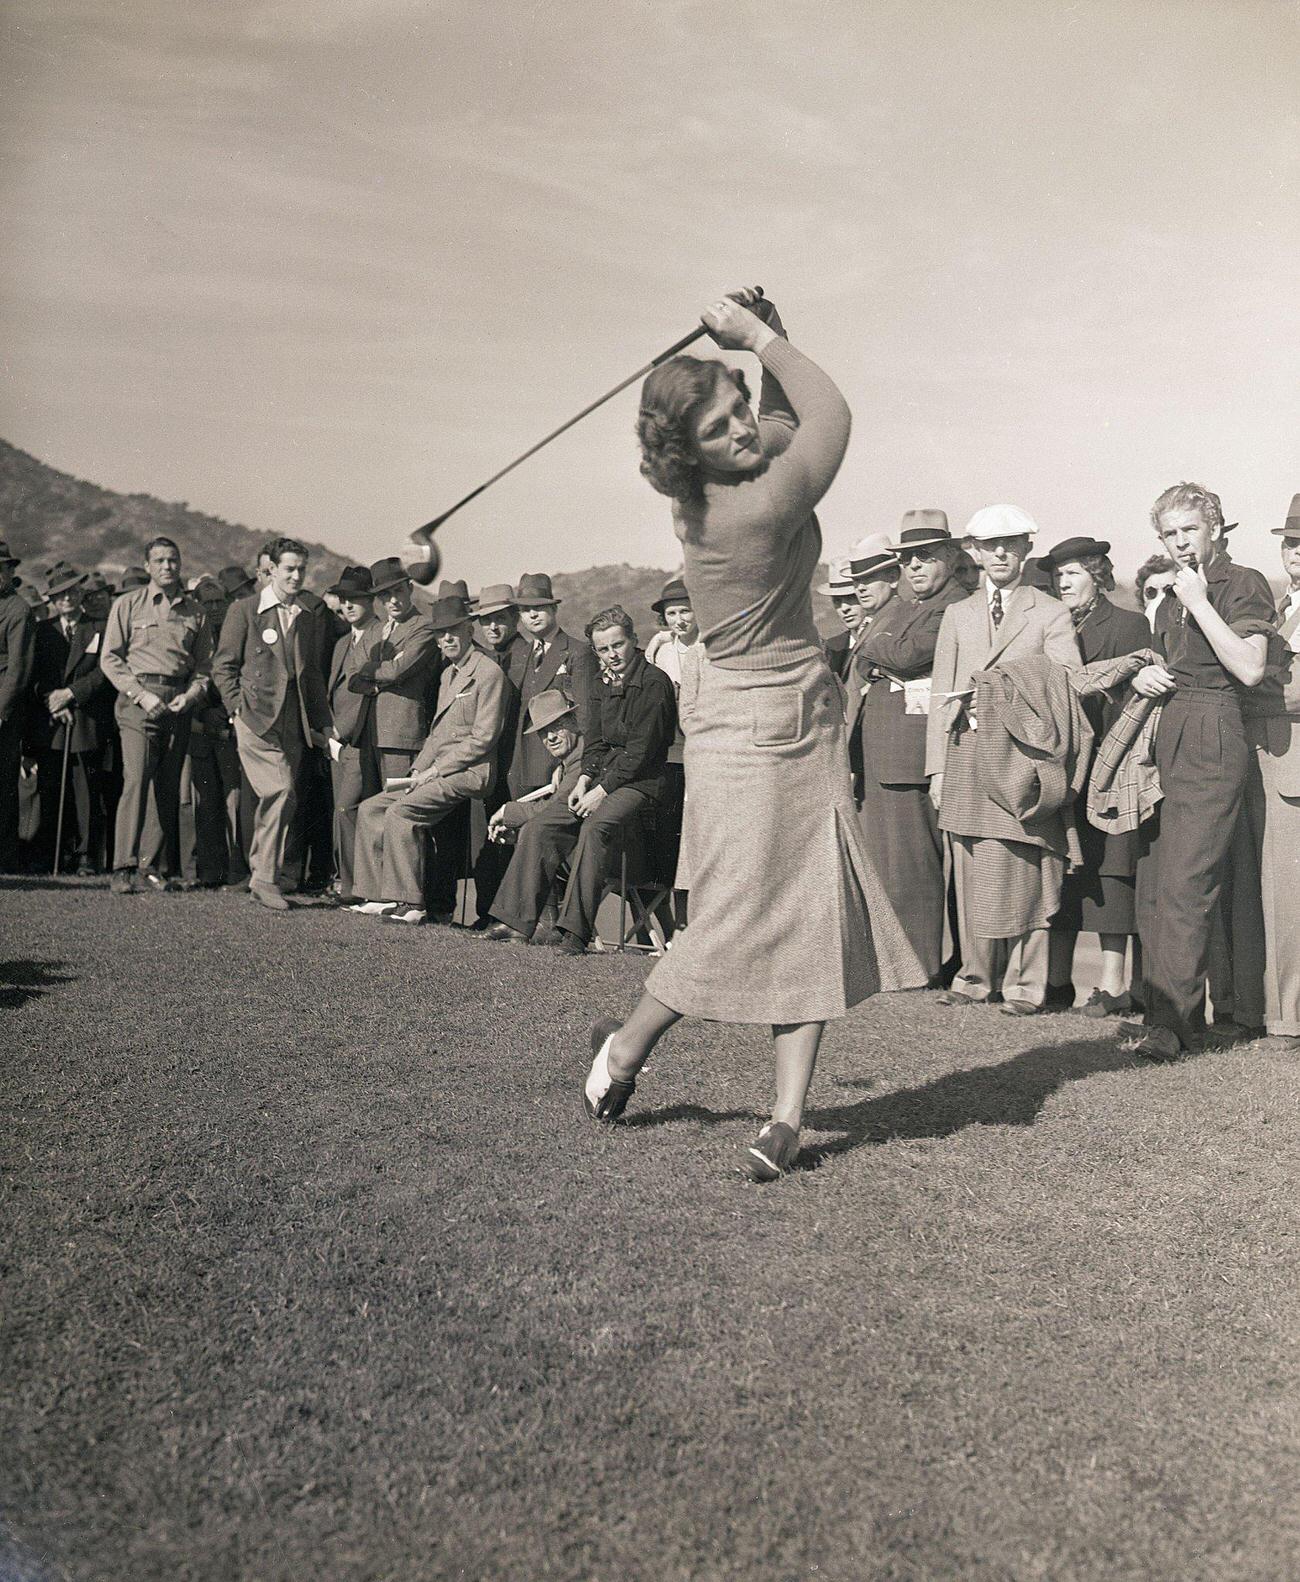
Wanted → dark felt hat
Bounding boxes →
[1040,536,1112,568]
[438,578,471,602]
[328,564,375,599]
[369,557,412,595]
[523,688,579,734]
[1272,493,1300,541]
[890,509,952,552]
[650,576,690,615]
[425,595,473,633]
[45,565,87,598]
[81,571,111,594]
[474,582,518,617]
[0,540,20,567]
[217,565,256,598]
[119,566,151,590]
[513,572,560,607]
[18,584,47,610]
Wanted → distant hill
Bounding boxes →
[0,438,350,587]
[0,437,846,632]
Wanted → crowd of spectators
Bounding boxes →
[1,478,1297,1056]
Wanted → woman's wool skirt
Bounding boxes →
[646,650,925,1023]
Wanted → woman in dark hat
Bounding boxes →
[645,576,699,930]
[581,289,922,1180]
[1042,536,1151,1014]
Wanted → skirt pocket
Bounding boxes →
[752,685,805,748]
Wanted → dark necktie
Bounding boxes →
[533,640,545,670]
[990,589,1003,629]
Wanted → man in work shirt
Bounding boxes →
[100,537,213,893]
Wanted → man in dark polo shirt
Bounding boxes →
[100,537,214,893]
[486,605,676,955]
[1129,482,1275,1060]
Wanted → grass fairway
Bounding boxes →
[2,877,1297,1582]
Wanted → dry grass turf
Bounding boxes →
[2,875,1298,1582]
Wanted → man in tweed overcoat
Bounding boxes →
[926,505,1081,1014]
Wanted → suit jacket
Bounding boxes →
[926,583,1081,782]
[297,589,345,682]
[824,627,859,683]
[853,580,965,787]
[29,616,113,753]
[409,646,508,796]
[477,631,530,791]
[348,608,440,751]
[329,619,382,746]
[511,628,600,794]
[0,589,36,728]
[212,595,332,741]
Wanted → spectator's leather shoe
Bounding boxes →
[936,989,979,1008]
[1129,1026,1184,1062]
[110,868,139,895]
[1044,982,1076,1011]
[251,884,290,911]
[999,999,1040,1017]
[483,921,529,944]
[1079,988,1132,1018]
[552,931,587,956]
[140,871,179,894]
[382,906,427,926]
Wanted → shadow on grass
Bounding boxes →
[801,1034,1137,1163]
[0,958,74,1010]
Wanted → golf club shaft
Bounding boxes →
[412,289,764,542]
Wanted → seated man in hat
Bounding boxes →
[31,564,114,874]
[485,605,676,954]
[926,505,1081,1014]
[348,594,508,925]
[484,688,585,853]
[510,572,600,795]
[854,511,968,985]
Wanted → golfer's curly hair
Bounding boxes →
[636,356,752,502]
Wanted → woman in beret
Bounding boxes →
[1042,537,1151,1015]
[581,289,922,1180]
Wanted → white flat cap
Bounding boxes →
[964,504,1040,542]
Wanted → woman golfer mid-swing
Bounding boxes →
[583,288,923,1180]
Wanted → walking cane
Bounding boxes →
[405,289,765,581]
[52,714,73,874]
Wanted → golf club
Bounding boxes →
[403,289,765,583]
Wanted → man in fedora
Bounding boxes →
[854,510,967,983]
[348,557,441,785]
[0,540,36,870]
[30,565,114,873]
[841,534,901,794]
[212,536,332,909]
[926,505,1081,1014]
[510,572,599,796]
[1130,486,1279,1059]
[325,565,381,901]
[80,572,115,623]
[348,594,507,925]
[486,605,675,954]
[484,688,586,848]
[815,559,865,683]
[101,537,214,892]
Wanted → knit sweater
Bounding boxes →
[672,336,851,670]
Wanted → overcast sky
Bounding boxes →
[2,0,1297,587]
